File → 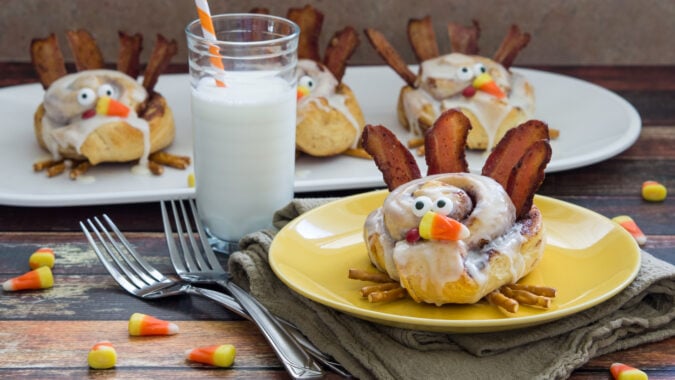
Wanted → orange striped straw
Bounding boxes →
[194,0,226,87]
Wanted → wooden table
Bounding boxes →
[0,64,673,379]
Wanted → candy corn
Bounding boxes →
[612,215,647,246]
[96,97,130,118]
[610,362,648,380]
[418,211,470,241]
[186,344,236,367]
[642,180,667,202]
[128,313,179,336]
[473,73,506,99]
[2,266,53,291]
[29,247,55,269]
[87,341,117,369]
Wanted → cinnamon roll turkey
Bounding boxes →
[359,109,553,308]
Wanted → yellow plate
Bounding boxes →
[269,191,641,333]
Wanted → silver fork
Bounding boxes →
[161,199,325,380]
[80,215,250,318]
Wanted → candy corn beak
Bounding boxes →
[3,266,54,291]
[128,312,179,336]
[418,211,470,241]
[473,73,506,99]
[96,96,130,118]
[297,85,311,100]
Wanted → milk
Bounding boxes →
[191,78,296,241]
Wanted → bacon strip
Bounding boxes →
[425,109,471,175]
[506,140,552,219]
[117,31,143,79]
[323,26,359,83]
[66,29,105,71]
[30,34,67,89]
[287,5,324,61]
[364,28,417,87]
[493,24,530,69]
[361,124,421,190]
[447,20,481,55]
[142,34,178,93]
[481,120,549,190]
[407,16,439,62]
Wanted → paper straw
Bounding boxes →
[194,0,226,87]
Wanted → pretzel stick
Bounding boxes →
[69,161,91,180]
[407,137,424,149]
[501,286,551,309]
[148,160,164,176]
[486,290,518,313]
[360,282,401,297]
[348,268,393,283]
[46,162,66,177]
[504,284,557,298]
[342,148,372,160]
[33,159,62,172]
[368,287,407,303]
[66,29,105,71]
[149,151,191,169]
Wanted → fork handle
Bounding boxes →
[220,280,324,380]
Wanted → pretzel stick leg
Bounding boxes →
[504,284,557,298]
[486,290,518,313]
[368,287,407,303]
[348,268,393,283]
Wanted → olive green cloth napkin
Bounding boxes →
[228,198,675,380]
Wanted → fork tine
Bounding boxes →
[177,200,212,271]
[80,220,139,293]
[98,215,167,284]
[187,198,223,270]
[161,201,188,274]
[168,200,201,272]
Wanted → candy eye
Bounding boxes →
[299,75,315,90]
[432,197,453,215]
[456,66,473,81]
[77,88,96,106]
[473,63,487,76]
[97,84,117,98]
[411,196,433,217]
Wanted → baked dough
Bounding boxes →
[397,53,534,150]
[296,60,365,157]
[364,173,545,305]
[34,69,174,165]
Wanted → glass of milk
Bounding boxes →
[186,14,299,253]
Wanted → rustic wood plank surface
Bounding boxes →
[1,64,673,379]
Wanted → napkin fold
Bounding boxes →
[228,198,675,380]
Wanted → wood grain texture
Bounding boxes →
[0,64,673,379]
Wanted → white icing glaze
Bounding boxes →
[296,59,362,148]
[40,70,151,168]
[402,53,534,148]
[364,173,537,305]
